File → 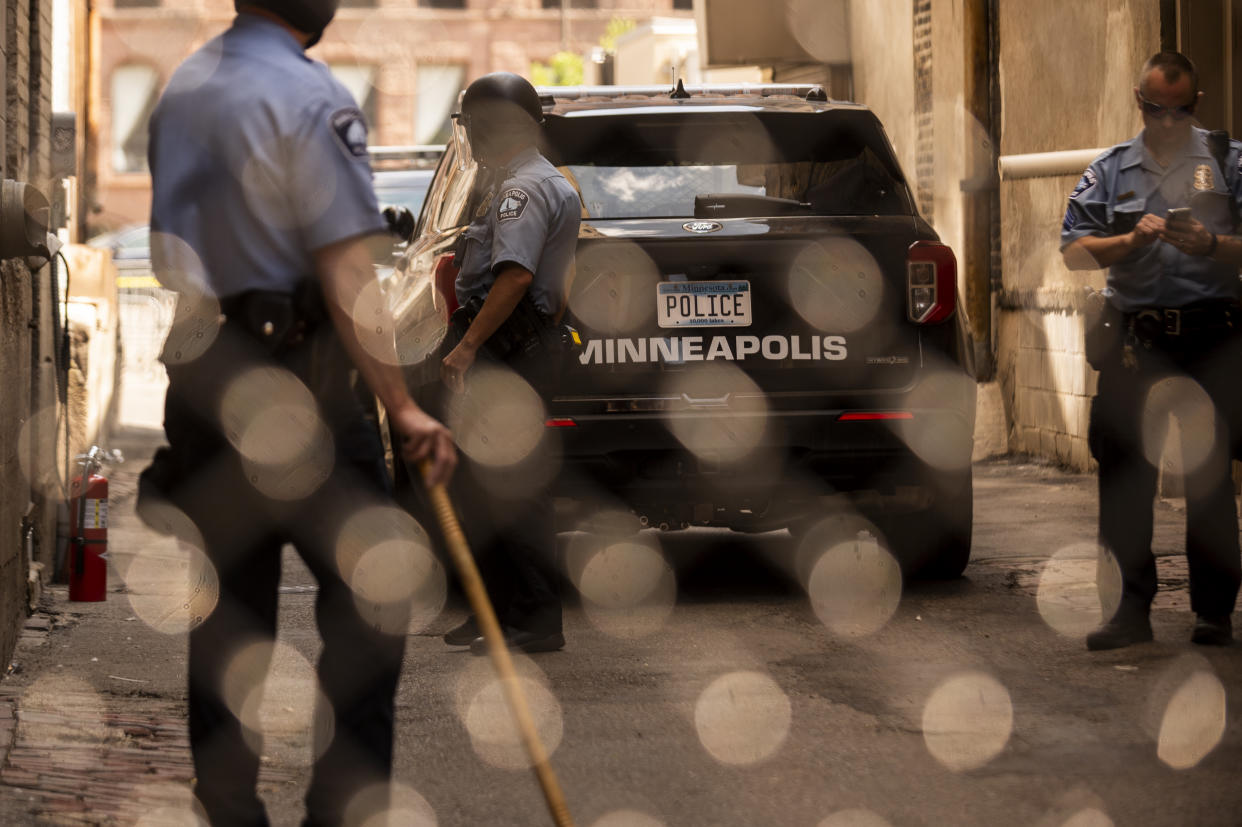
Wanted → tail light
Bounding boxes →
[907,241,956,324]
[433,253,460,321]
[837,411,913,421]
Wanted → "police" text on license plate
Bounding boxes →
[656,280,752,328]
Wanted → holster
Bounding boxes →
[220,282,327,357]
[1083,288,1123,369]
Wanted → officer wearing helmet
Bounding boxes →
[438,72,581,655]
[142,1,455,823]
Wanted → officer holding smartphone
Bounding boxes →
[1061,51,1242,651]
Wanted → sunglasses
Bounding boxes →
[1137,94,1196,119]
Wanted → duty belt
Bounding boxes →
[1126,302,1240,340]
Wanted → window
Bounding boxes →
[543,112,911,219]
[114,0,160,7]
[542,0,598,8]
[418,0,466,8]
[328,64,378,131]
[673,0,693,9]
[415,65,465,145]
[111,64,160,173]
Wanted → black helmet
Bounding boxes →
[236,0,339,46]
[461,72,544,126]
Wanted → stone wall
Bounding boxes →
[996,0,1160,468]
[1,0,59,673]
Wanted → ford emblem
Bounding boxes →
[682,221,723,234]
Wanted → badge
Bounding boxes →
[497,188,529,221]
[1194,164,1214,191]
[329,107,369,159]
[1069,168,1096,200]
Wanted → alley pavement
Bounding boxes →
[2,416,1241,825]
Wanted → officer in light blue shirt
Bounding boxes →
[143,3,455,823]
[1061,51,1242,653]
[452,143,581,319]
[436,73,580,656]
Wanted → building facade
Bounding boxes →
[1,0,63,671]
[91,0,694,232]
[702,0,1241,472]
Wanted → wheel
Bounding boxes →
[881,467,973,579]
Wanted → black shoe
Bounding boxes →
[470,627,565,656]
[443,616,480,646]
[1086,612,1153,651]
[1191,615,1233,646]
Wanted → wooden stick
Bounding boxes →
[417,459,574,827]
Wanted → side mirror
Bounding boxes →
[382,205,416,243]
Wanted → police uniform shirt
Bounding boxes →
[1060,127,1242,312]
[455,146,581,317]
[148,13,386,299]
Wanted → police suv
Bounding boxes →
[388,83,976,578]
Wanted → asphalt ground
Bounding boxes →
[1,421,1239,827]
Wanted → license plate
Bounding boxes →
[657,280,752,328]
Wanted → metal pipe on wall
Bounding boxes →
[997,148,1110,181]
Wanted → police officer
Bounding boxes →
[437,72,581,655]
[1062,51,1242,650]
[143,3,456,823]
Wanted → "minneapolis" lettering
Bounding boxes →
[578,335,848,365]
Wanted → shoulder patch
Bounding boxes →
[330,107,369,159]
[497,188,530,222]
[1069,168,1097,200]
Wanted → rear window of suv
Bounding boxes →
[542,109,912,220]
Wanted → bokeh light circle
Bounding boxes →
[345,781,438,827]
[16,405,62,500]
[893,368,976,472]
[806,533,902,638]
[787,0,849,64]
[335,505,444,634]
[130,782,208,826]
[1156,668,1227,770]
[241,133,339,231]
[694,671,792,766]
[921,671,1014,771]
[591,811,666,827]
[575,538,677,640]
[122,522,219,635]
[348,277,402,367]
[818,810,893,827]
[568,241,661,333]
[1140,375,1220,479]
[229,640,329,764]
[19,674,108,745]
[1060,808,1115,827]
[447,364,547,467]
[788,237,885,334]
[662,362,769,464]
[462,673,564,771]
[158,269,221,366]
[219,366,336,500]
[1036,544,1121,638]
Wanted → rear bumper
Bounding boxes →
[547,404,974,528]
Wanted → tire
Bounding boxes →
[882,466,973,579]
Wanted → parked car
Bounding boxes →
[385,84,978,577]
[87,223,152,272]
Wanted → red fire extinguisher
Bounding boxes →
[69,446,108,602]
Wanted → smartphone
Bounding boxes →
[1166,207,1193,226]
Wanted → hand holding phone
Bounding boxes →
[1166,207,1192,227]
